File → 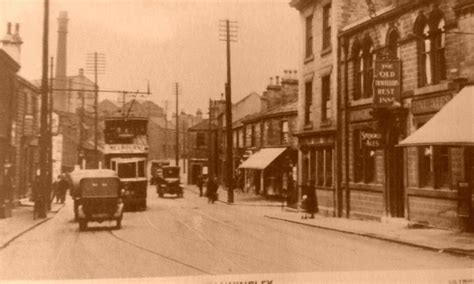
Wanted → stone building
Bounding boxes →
[337,0,474,229]
[290,0,364,216]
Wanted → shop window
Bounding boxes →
[281,120,289,144]
[316,149,324,186]
[313,148,334,187]
[321,75,331,121]
[325,149,333,187]
[418,146,450,189]
[305,15,313,58]
[353,129,376,183]
[310,149,316,181]
[304,81,313,125]
[322,4,331,50]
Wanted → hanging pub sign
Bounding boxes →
[373,60,401,108]
[360,130,383,148]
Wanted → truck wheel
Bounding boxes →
[116,218,122,229]
[158,193,164,198]
[74,201,79,222]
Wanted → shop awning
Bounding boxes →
[238,147,286,170]
[398,86,474,147]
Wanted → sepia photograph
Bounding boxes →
[0,0,473,283]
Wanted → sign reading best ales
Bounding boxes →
[373,60,401,108]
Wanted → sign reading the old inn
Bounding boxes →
[373,60,401,108]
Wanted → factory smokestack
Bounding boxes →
[55,11,69,111]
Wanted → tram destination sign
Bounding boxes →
[373,60,401,108]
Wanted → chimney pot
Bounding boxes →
[14,23,19,35]
[269,77,273,85]
[276,76,280,85]
[7,22,11,34]
[79,68,84,76]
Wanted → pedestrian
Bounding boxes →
[305,179,317,219]
[51,175,61,203]
[197,173,204,197]
[57,174,69,204]
[206,176,218,204]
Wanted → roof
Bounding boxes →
[242,99,297,123]
[188,119,218,131]
[398,86,474,147]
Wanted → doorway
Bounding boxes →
[191,164,202,185]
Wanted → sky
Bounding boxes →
[1,0,301,116]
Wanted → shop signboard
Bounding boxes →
[360,130,382,148]
[373,60,401,108]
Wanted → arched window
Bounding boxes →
[433,18,446,82]
[387,29,400,59]
[414,10,446,87]
[352,40,363,100]
[422,23,433,85]
[352,37,374,100]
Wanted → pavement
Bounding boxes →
[2,184,474,260]
[188,184,474,258]
[0,198,64,249]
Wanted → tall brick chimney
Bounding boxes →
[55,11,69,112]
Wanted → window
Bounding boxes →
[321,75,331,121]
[305,15,313,58]
[353,38,374,100]
[304,81,313,125]
[364,45,375,98]
[314,148,333,187]
[117,162,137,179]
[433,18,446,82]
[310,149,316,181]
[353,129,376,183]
[322,4,331,50]
[418,146,450,189]
[196,132,205,147]
[138,160,145,177]
[281,120,289,144]
[251,124,256,147]
[387,30,400,59]
[415,12,446,86]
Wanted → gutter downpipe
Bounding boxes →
[336,34,342,217]
[342,35,350,218]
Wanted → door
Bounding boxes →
[191,164,202,185]
[387,119,405,218]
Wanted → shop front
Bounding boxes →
[399,85,474,231]
[297,131,337,216]
[239,147,295,199]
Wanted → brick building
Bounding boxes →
[0,48,19,218]
[238,75,298,203]
[337,0,474,229]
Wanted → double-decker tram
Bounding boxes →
[103,117,148,210]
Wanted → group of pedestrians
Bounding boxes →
[51,174,69,204]
[196,174,218,204]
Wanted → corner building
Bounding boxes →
[338,0,474,229]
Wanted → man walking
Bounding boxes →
[197,174,204,197]
[57,174,69,204]
[206,176,218,204]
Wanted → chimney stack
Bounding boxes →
[1,22,23,64]
[55,11,70,112]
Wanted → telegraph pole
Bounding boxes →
[37,0,50,218]
[164,100,168,159]
[47,56,54,210]
[86,52,105,168]
[219,19,238,203]
[175,83,179,166]
[208,99,213,178]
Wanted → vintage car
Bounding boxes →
[149,160,170,185]
[69,169,124,231]
[156,166,183,198]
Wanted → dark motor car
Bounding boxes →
[70,169,124,231]
[156,166,183,198]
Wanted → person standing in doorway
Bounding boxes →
[305,179,317,219]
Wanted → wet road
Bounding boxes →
[0,185,472,280]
